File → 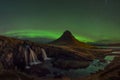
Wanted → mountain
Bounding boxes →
[50,30,94,48]
[50,30,112,59]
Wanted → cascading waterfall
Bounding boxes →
[24,50,30,69]
[29,49,36,63]
[24,47,41,69]
[24,46,51,69]
[29,48,42,65]
[41,48,51,61]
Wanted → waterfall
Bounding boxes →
[41,48,51,61]
[24,46,51,69]
[29,48,42,65]
[24,50,30,69]
[24,47,42,69]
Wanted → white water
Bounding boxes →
[24,50,30,69]
[24,47,52,69]
[41,48,51,61]
[24,47,42,69]
[29,48,41,65]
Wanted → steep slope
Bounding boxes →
[50,30,94,48]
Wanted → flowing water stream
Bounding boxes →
[41,48,51,61]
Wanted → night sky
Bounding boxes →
[0,0,120,42]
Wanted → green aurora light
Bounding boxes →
[3,30,94,42]
[0,1,120,42]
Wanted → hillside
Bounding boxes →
[50,30,94,48]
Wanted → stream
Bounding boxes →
[45,55,115,78]
[66,55,115,78]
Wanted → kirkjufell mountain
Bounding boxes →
[51,30,94,48]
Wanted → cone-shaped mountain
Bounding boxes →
[51,30,93,48]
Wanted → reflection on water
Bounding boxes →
[66,56,115,78]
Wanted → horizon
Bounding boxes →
[0,0,120,42]
[1,30,120,43]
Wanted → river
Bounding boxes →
[46,46,120,78]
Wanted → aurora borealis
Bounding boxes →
[0,0,120,42]
[4,30,93,42]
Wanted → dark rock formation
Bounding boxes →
[50,30,94,48]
